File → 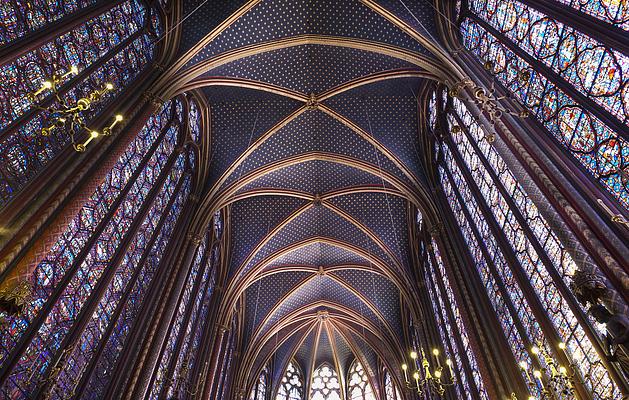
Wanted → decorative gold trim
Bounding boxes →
[0,280,31,314]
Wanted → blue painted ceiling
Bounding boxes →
[177,0,438,388]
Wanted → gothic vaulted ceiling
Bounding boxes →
[169,0,447,395]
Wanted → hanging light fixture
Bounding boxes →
[400,346,456,397]
[28,66,123,152]
[511,341,580,400]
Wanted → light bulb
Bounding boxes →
[533,370,542,379]
[558,342,566,350]
[43,81,53,89]
[432,348,439,356]
[402,364,408,371]
[531,346,539,355]
[412,372,420,380]
[115,114,123,121]
[519,361,527,369]
[91,131,99,138]
[434,370,442,378]
[410,351,418,360]
[105,83,114,90]
[70,66,78,74]
[559,366,567,375]
[445,359,452,366]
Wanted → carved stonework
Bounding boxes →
[0,280,31,315]
[569,269,607,308]
[589,305,629,378]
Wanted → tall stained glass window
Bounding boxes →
[459,0,629,209]
[347,360,376,400]
[276,361,303,400]
[434,86,620,399]
[310,364,341,400]
[249,365,269,400]
[150,222,219,399]
[384,371,401,400]
[418,212,488,398]
[0,0,161,209]
[0,97,196,399]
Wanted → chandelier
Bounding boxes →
[401,347,456,397]
[512,341,580,400]
[28,66,123,152]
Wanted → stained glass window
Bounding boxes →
[0,0,157,209]
[424,236,488,400]
[310,364,341,400]
[384,371,401,400]
[276,361,303,400]
[0,97,195,398]
[0,0,99,46]
[250,366,269,400]
[437,87,620,398]
[189,98,202,142]
[149,224,217,399]
[347,360,376,400]
[460,0,629,209]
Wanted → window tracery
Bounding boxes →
[250,365,269,400]
[384,370,401,400]
[276,361,303,400]
[310,364,341,400]
[347,360,375,400]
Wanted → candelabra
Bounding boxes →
[449,61,530,126]
[401,347,456,397]
[28,66,123,152]
[515,341,580,400]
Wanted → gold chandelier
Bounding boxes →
[401,347,456,397]
[28,66,123,152]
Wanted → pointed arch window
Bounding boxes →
[310,364,341,400]
[459,0,629,209]
[0,1,162,209]
[347,360,376,400]
[276,361,303,400]
[250,365,269,400]
[434,86,620,398]
[0,96,196,398]
[383,370,402,400]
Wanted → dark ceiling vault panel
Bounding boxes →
[183,0,431,68]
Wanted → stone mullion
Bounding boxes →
[444,140,592,399]
[145,253,195,397]
[121,231,201,400]
[187,266,223,399]
[201,325,229,400]
[440,165,549,380]
[432,190,530,399]
[423,240,482,400]
[103,196,198,400]
[70,170,187,399]
[157,243,211,400]
[33,145,182,398]
[451,109,627,388]
[0,0,127,66]
[0,108,168,386]
[465,12,627,139]
[517,0,628,54]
